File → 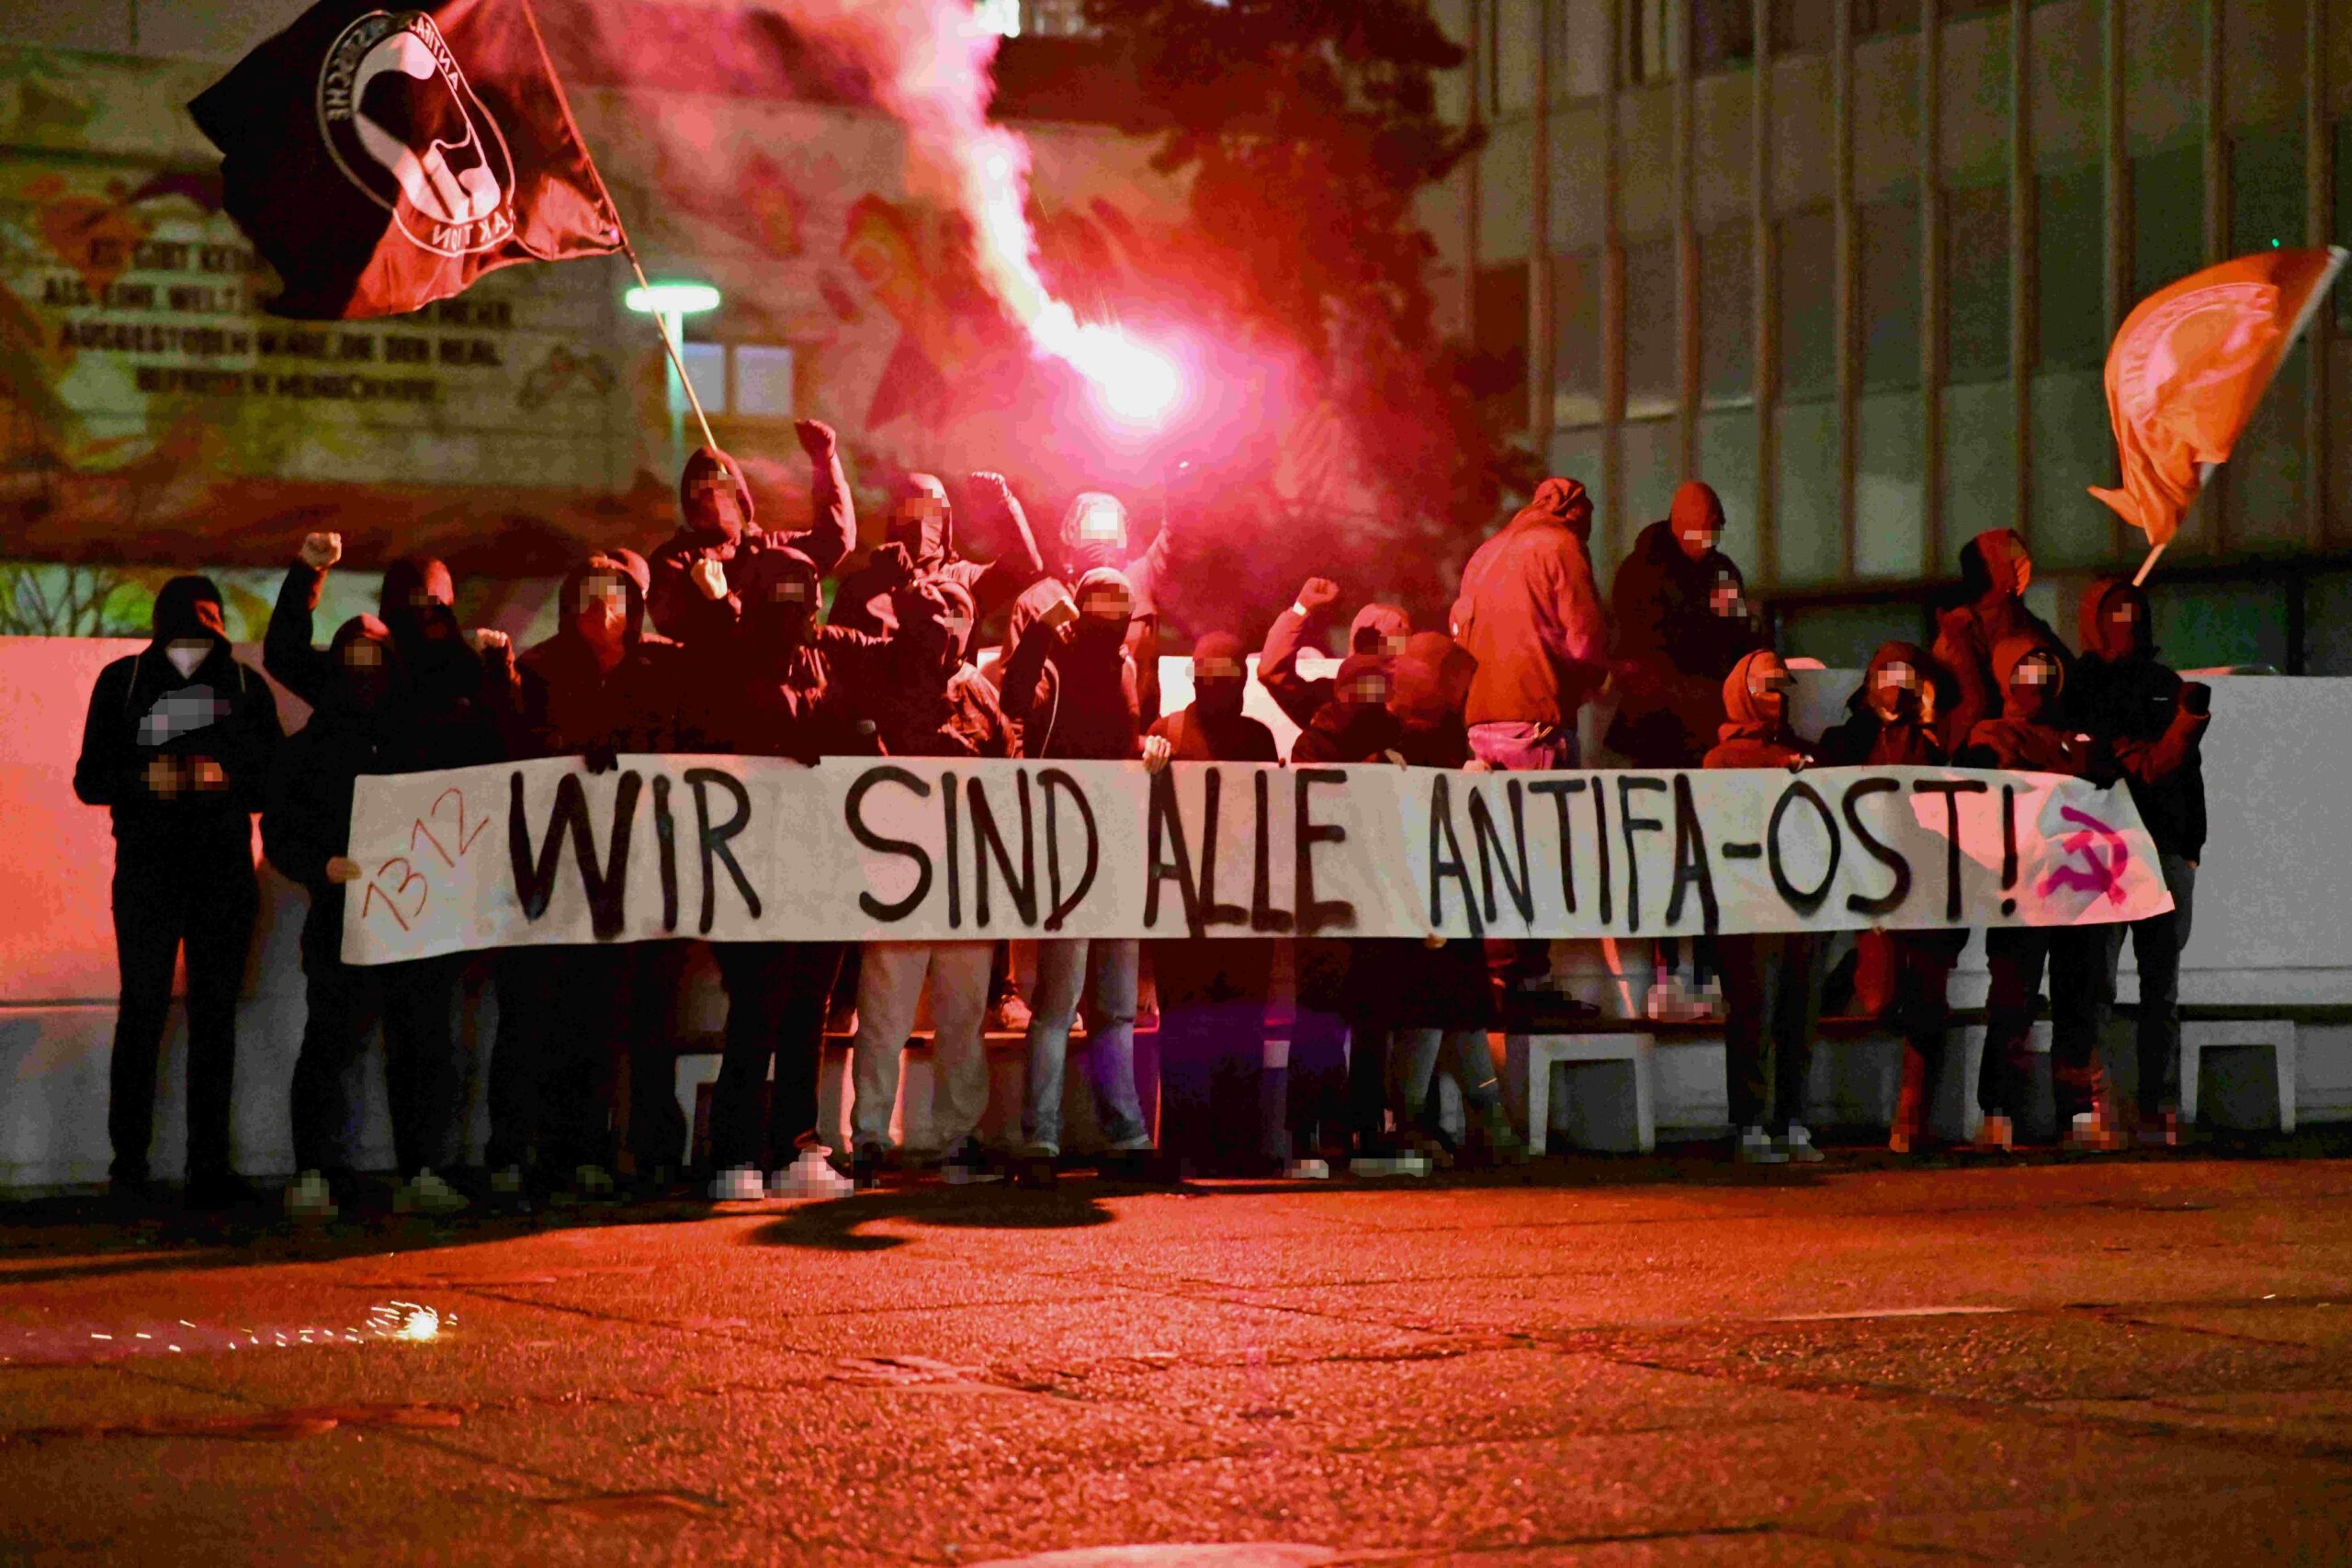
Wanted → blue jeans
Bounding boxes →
[1023,937,1146,1155]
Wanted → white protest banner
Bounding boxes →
[342,757,2172,964]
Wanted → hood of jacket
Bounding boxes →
[1962,528,2029,603]
[1070,566,1136,653]
[2076,574,2151,662]
[1296,653,1403,761]
[680,445,756,546]
[149,574,228,650]
[1189,630,1249,720]
[1992,633,2065,694]
[1668,480,1725,542]
[1504,476,1592,542]
[1390,632,1475,732]
[739,545,821,648]
[1348,602,1412,657]
[1848,639,1940,718]
[1718,649,1792,744]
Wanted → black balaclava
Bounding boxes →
[326,615,395,717]
[680,446,755,547]
[888,474,953,570]
[890,579,968,682]
[1191,632,1248,722]
[1070,567,1135,659]
[741,546,820,650]
[151,574,228,647]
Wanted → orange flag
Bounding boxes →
[2090,247,2346,547]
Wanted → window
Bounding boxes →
[1553,250,1603,427]
[1624,235,1679,419]
[1860,195,1920,391]
[1853,0,1921,37]
[1018,0,1093,38]
[671,343,796,420]
[2230,126,2305,257]
[1771,0,1835,53]
[1701,222,1753,407]
[1692,0,1754,72]
[1496,0,1541,112]
[1778,208,1837,401]
[1627,0,1678,84]
[1476,261,1532,431]
[2036,169,2103,370]
[2132,143,2203,307]
[1561,0,1609,96]
[1945,183,2011,383]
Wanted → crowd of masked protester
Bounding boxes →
[71,425,2211,1216]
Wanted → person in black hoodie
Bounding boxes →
[999,569,1170,1181]
[830,470,1046,637]
[645,420,856,649]
[839,579,1014,1190]
[1957,638,2118,1152]
[696,545,888,1198]
[1002,489,1181,725]
[263,616,485,1217]
[2073,577,2211,1145]
[1256,576,1412,730]
[1147,633,1282,1177]
[488,556,696,1200]
[1817,642,1969,1154]
[74,576,283,1209]
[265,536,519,716]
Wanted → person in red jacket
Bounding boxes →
[491,555,696,1201]
[1957,638,2118,1152]
[1148,633,1283,1178]
[1817,642,1969,1152]
[1931,529,2070,755]
[1449,477,1611,1027]
[2073,578,2211,1145]
[1705,650,1827,1165]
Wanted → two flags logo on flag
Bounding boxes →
[2090,246,2346,553]
[190,0,624,320]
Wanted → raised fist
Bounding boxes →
[300,532,343,570]
[1295,577,1341,615]
[968,470,1015,510]
[794,418,836,458]
[325,856,361,885]
[691,558,729,602]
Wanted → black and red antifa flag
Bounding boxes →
[190,0,624,319]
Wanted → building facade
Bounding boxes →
[1425,0,2352,672]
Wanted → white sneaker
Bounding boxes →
[2067,1111,2124,1153]
[284,1169,337,1222]
[489,1165,525,1195]
[1108,1132,1157,1154]
[770,1148,854,1200]
[1284,1158,1330,1180]
[1781,1124,1826,1164]
[1736,1126,1788,1165]
[1645,973,1682,1022]
[395,1168,468,1215]
[573,1164,616,1198]
[710,1165,766,1202]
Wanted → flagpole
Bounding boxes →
[511,0,718,453]
[622,244,718,452]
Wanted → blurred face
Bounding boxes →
[1708,570,1744,619]
[1747,655,1794,727]
[1871,659,1923,722]
[2101,594,2148,660]
[1077,581,1132,644]
[1070,498,1125,550]
[340,637,390,711]
[2008,652,2057,720]
[692,471,744,538]
[1194,652,1245,718]
[1341,669,1390,708]
[1675,515,1721,561]
[890,489,949,553]
[574,572,627,639]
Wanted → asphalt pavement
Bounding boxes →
[6,1147,2352,1566]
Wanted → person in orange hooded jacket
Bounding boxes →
[1704,650,1827,1165]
